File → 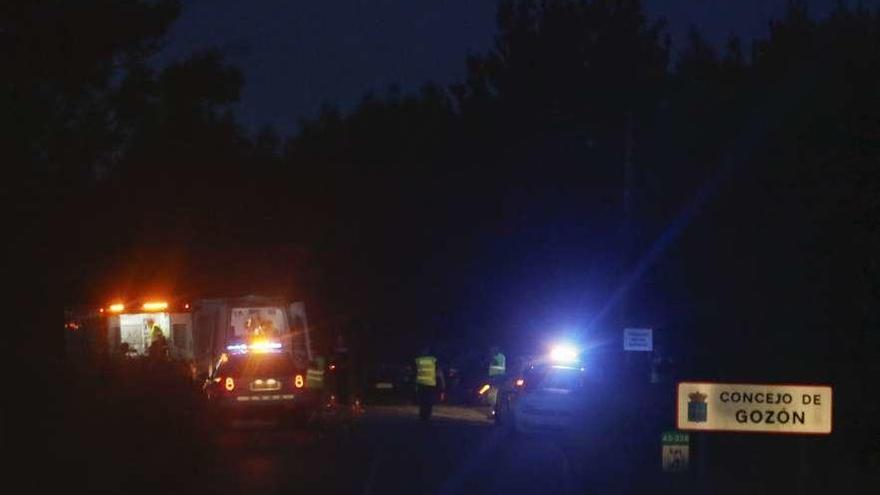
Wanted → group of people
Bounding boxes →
[304,336,508,422]
[414,346,506,421]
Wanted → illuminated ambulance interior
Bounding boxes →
[106,301,193,358]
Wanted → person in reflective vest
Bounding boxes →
[486,347,506,409]
[415,349,445,421]
[148,323,168,359]
[307,356,325,390]
[488,348,506,377]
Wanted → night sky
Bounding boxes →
[156,0,879,134]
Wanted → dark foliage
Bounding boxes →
[6,0,880,479]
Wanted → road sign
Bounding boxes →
[661,431,689,472]
[676,382,832,434]
[623,328,652,351]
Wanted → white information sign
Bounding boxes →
[623,328,653,351]
[677,382,832,434]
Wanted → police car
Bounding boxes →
[204,340,316,423]
[494,344,588,433]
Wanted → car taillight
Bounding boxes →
[294,374,304,388]
[225,377,235,391]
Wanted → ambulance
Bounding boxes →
[66,295,313,381]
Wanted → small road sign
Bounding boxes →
[623,328,652,351]
[661,430,689,472]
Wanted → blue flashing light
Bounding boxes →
[549,344,580,364]
[227,343,247,352]
[226,341,282,354]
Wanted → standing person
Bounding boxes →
[307,355,326,391]
[305,355,327,426]
[486,346,506,411]
[148,323,168,359]
[331,334,353,407]
[415,348,445,421]
[488,346,506,378]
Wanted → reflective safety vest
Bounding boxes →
[306,357,325,389]
[489,352,506,377]
[415,355,437,387]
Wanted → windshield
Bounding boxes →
[229,306,287,340]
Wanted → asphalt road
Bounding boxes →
[120,391,867,495]
[29,362,876,494]
[37,384,870,495]
[205,404,655,495]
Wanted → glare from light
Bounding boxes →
[249,341,282,352]
[549,344,579,363]
[225,377,235,391]
[294,375,304,388]
[142,301,168,311]
[515,378,525,387]
[478,384,491,395]
[109,303,125,313]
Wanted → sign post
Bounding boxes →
[676,382,832,434]
[661,430,689,472]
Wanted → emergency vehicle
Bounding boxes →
[104,300,193,358]
[64,300,191,362]
[65,295,313,381]
[187,296,312,380]
[203,338,316,422]
[494,344,589,433]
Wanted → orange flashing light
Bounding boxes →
[142,301,168,311]
[225,377,235,391]
[108,303,125,313]
[294,375,304,388]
